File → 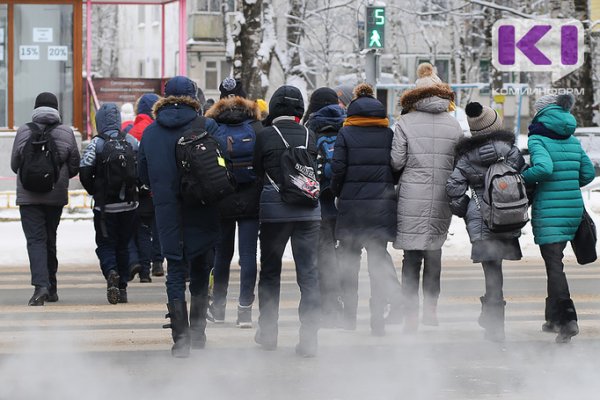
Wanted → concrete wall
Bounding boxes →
[0,130,83,191]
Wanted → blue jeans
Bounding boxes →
[128,214,154,275]
[93,210,136,289]
[258,221,321,339]
[213,218,259,307]
[166,252,211,302]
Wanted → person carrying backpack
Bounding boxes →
[522,93,595,344]
[253,85,322,357]
[10,92,80,306]
[446,102,526,342]
[304,87,347,328]
[331,83,402,336]
[80,103,139,305]
[138,76,220,358]
[204,78,262,328]
[391,64,463,333]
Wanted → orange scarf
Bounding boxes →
[343,116,390,128]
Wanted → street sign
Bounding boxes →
[366,6,385,49]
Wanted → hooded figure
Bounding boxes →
[522,93,595,343]
[128,93,160,141]
[252,85,321,357]
[79,103,139,306]
[204,83,263,328]
[330,83,402,336]
[10,91,80,306]
[391,73,463,332]
[446,102,526,342]
[138,76,219,357]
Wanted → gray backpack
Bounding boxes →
[472,158,529,233]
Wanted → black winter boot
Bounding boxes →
[151,261,165,277]
[483,300,506,343]
[369,298,386,337]
[296,324,318,358]
[28,286,49,306]
[478,296,488,329]
[556,299,579,344]
[542,297,560,333]
[163,301,190,358]
[47,285,59,303]
[190,295,208,349]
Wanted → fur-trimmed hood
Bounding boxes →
[455,130,515,157]
[204,96,260,124]
[400,84,454,113]
[152,95,201,129]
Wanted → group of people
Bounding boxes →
[10,62,595,358]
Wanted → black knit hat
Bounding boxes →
[303,87,338,122]
[34,92,58,110]
[219,77,247,99]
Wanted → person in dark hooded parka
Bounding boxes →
[331,83,402,336]
[446,102,525,342]
[138,76,219,358]
[253,85,322,357]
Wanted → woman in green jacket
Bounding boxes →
[522,93,595,343]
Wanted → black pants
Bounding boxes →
[166,252,212,302]
[402,249,442,306]
[339,237,402,317]
[19,205,63,289]
[481,260,504,303]
[317,218,341,316]
[540,242,571,320]
[93,210,136,289]
[258,221,321,339]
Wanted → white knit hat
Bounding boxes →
[415,63,443,88]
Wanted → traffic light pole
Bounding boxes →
[365,50,378,87]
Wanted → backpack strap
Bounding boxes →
[271,125,290,148]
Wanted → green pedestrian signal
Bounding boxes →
[366,6,385,49]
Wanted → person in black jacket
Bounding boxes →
[304,87,347,327]
[331,83,402,336]
[204,78,262,328]
[253,85,322,357]
[446,102,525,342]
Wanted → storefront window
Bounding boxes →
[13,4,73,127]
[0,5,7,127]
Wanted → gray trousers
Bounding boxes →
[19,205,63,289]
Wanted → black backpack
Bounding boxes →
[96,132,137,205]
[266,125,320,207]
[175,117,236,206]
[19,122,61,193]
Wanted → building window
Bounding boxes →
[205,61,218,90]
[151,6,160,23]
[138,6,146,25]
[196,0,221,13]
[153,59,160,77]
[420,0,448,23]
[138,61,145,78]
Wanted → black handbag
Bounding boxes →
[571,208,597,265]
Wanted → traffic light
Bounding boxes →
[366,6,385,49]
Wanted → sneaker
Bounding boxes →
[118,289,128,303]
[106,270,120,305]
[128,264,142,282]
[151,261,165,277]
[28,286,49,306]
[236,304,253,329]
[139,272,152,283]
[208,302,225,323]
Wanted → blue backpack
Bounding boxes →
[213,120,262,184]
[316,134,336,190]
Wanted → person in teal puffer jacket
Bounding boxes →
[522,93,595,344]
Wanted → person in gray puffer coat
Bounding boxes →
[391,63,463,332]
[10,92,80,306]
[446,102,526,342]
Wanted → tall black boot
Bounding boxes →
[478,296,488,329]
[542,297,560,333]
[163,301,190,358]
[190,295,208,349]
[483,300,506,343]
[369,298,386,337]
[556,299,579,344]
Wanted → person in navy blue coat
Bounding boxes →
[138,76,219,358]
[330,83,402,336]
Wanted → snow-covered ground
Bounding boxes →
[1,190,599,267]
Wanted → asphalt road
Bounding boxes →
[1,257,599,400]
